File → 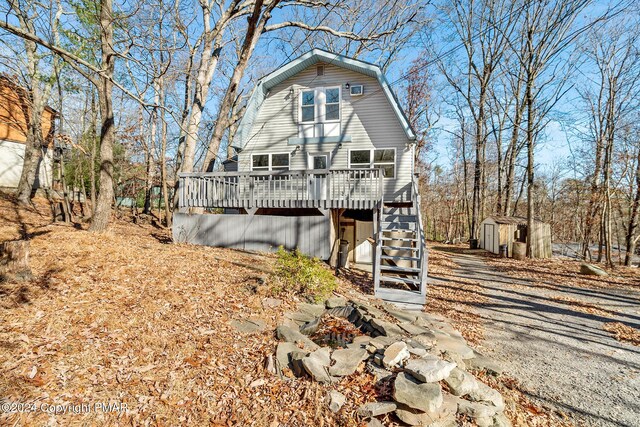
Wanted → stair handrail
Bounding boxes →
[411,173,428,297]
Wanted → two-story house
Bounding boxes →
[173,50,427,305]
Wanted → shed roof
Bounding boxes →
[484,216,548,225]
[231,49,416,152]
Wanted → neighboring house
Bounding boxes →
[173,50,427,305]
[479,216,552,259]
[0,76,56,190]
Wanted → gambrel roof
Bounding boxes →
[232,49,416,152]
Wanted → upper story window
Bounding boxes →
[350,85,363,96]
[300,90,315,123]
[298,86,341,138]
[252,153,290,171]
[349,148,395,178]
[325,88,340,121]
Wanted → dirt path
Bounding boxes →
[432,252,640,427]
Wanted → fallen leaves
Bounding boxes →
[603,322,640,346]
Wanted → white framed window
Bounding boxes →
[251,153,290,171]
[349,150,371,169]
[300,90,315,123]
[324,87,340,122]
[298,86,341,137]
[350,84,363,96]
[348,148,396,178]
[373,148,395,178]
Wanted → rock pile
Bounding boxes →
[274,297,509,426]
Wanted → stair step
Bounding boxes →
[382,214,416,222]
[381,254,421,262]
[382,245,419,251]
[379,275,421,286]
[381,265,421,273]
[381,222,417,230]
[380,236,418,242]
[375,288,425,305]
[383,207,416,215]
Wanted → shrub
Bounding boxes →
[272,247,337,303]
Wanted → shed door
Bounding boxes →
[484,224,495,253]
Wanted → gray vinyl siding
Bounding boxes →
[238,62,413,202]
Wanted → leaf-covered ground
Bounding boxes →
[0,195,383,426]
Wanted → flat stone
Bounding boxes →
[366,362,393,381]
[394,399,457,426]
[284,311,317,324]
[405,356,457,383]
[393,372,443,413]
[262,297,282,308]
[230,318,266,334]
[385,307,420,323]
[369,335,397,351]
[325,296,348,308]
[276,325,320,351]
[299,317,321,336]
[412,332,438,348]
[457,400,499,418]
[383,342,410,368]
[328,390,346,413]
[356,302,385,318]
[433,335,475,359]
[468,381,505,411]
[399,322,432,336]
[408,347,429,357]
[357,401,397,417]
[326,306,355,319]
[347,335,372,349]
[329,348,369,376]
[302,348,333,383]
[466,355,504,376]
[298,302,326,317]
[580,263,608,276]
[370,318,404,337]
[441,350,466,371]
[275,342,301,372]
[444,367,478,397]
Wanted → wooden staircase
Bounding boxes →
[373,179,427,307]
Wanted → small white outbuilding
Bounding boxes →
[479,216,552,259]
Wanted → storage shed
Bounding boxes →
[479,216,552,259]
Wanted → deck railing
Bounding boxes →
[178,168,383,210]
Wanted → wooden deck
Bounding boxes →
[178,168,383,210]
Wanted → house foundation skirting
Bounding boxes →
[173,212,331,259]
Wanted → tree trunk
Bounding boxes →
[624,146,640,266]
[0,240,33,281]
[159,74,171,226]
[525,66,535,258]
[88,0,115,232]
[202,0,268,172]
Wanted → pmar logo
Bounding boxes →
[94,402,128,412]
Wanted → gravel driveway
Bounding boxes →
[436,253,640,427]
